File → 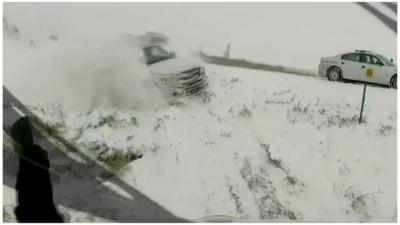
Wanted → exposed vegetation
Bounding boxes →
[240,158,300,220]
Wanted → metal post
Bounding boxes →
[226,44,230,59]
[359,83,367,124]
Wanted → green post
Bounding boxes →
[359,83,367,124]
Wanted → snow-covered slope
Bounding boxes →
[28,64,397,222]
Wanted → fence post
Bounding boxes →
[359,82,367,124]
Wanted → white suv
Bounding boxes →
[319,50,397,88]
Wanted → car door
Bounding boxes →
[359,54,386,84]
[340,53,361,80]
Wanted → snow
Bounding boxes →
[3,186,17,222]
[4,36,166,111]
[27,64,397,222]
[148,57,202,74]
[3,2,397,222]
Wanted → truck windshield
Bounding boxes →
[376,54,395,66]
[143,45,174,65]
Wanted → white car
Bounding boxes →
[318,50,397,88]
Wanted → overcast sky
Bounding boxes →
[4,3,396,69]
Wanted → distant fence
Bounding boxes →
[198,51,318,77]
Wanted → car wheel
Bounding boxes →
[390,75,397,89]
[327,67,342,82]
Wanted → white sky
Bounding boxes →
[4,2,397,69]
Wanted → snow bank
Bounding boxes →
[4,35,166,111]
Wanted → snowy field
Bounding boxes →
[24,64,397,222]
[3,2,397,223]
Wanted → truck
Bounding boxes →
[124,32,208,96]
